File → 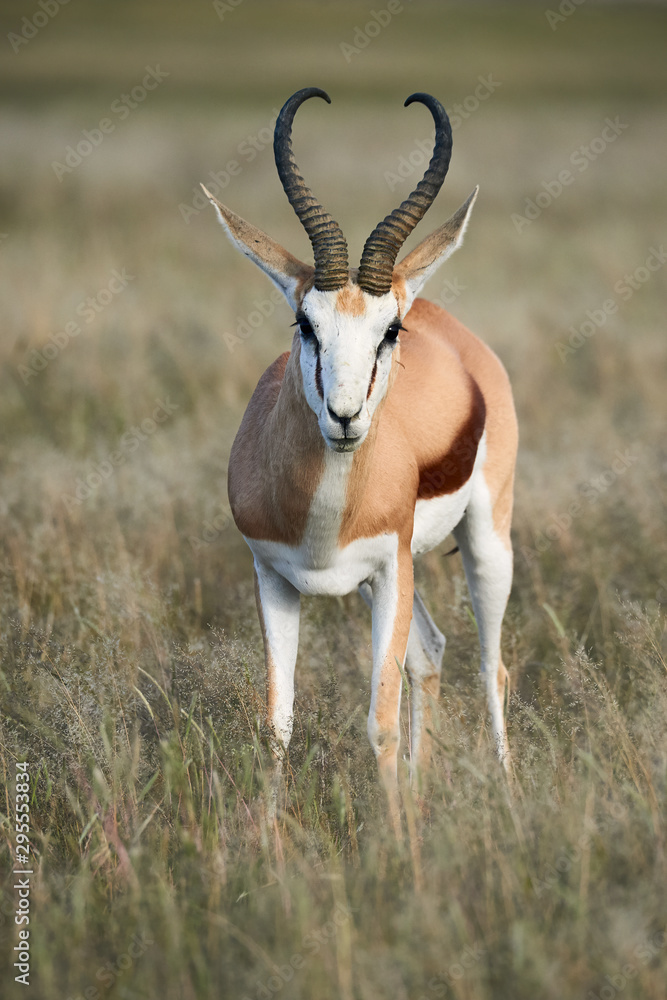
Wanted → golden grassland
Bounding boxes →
[0,3,666,998]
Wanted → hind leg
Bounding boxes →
[405,589,446,778]
[453,479,513,762]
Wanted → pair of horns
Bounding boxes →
[273,87,453,296]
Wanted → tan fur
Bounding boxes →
[228,340,325,544]
[335,284,367,316]
[417,377,486,499]
[294,273,315,308]
[391,274,409,318]
[229,297,517,549]
[372,543,414,835]
[373,549,414,742]
[405,300,517,547]
[211,121,513,817]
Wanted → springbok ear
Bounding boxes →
[394,186,478,309]
[202,185,314,311]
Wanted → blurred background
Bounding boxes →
[1,0,665,621]
[1,2,666,998]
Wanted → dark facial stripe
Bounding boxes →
[417,378,486,499]
[315,353,324,398]
[367,360,378,399]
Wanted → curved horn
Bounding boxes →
[357,93,453,296]
[274,87,349,292]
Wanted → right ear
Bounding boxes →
[393,187,478,311]
[202,184,314,311]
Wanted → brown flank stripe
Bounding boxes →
[417,378,486,499]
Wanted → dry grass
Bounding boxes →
[0,3,666,998]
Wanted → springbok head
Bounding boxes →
[204,88,477,454]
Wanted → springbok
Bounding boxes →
[203,88,518,829]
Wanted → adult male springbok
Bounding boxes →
[203,88,517,827]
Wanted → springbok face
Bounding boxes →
[203,87,478,452]
[295,283,402,452]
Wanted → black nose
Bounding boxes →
[327,405,351,432]
[327,404,362,434]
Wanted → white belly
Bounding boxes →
[412,430,487,557]
[246,433,487,595]
[247,531,399,597]
[246,447,399,596]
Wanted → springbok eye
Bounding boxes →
[384,323,404,343]
[296,317,315,341]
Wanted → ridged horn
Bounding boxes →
[273,88,349,292]
[357,93,453,296]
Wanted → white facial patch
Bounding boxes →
[297,285,402,451]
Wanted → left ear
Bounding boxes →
[394,186,478,310]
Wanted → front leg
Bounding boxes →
[254,561,301,761]
[367,541,414,838]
